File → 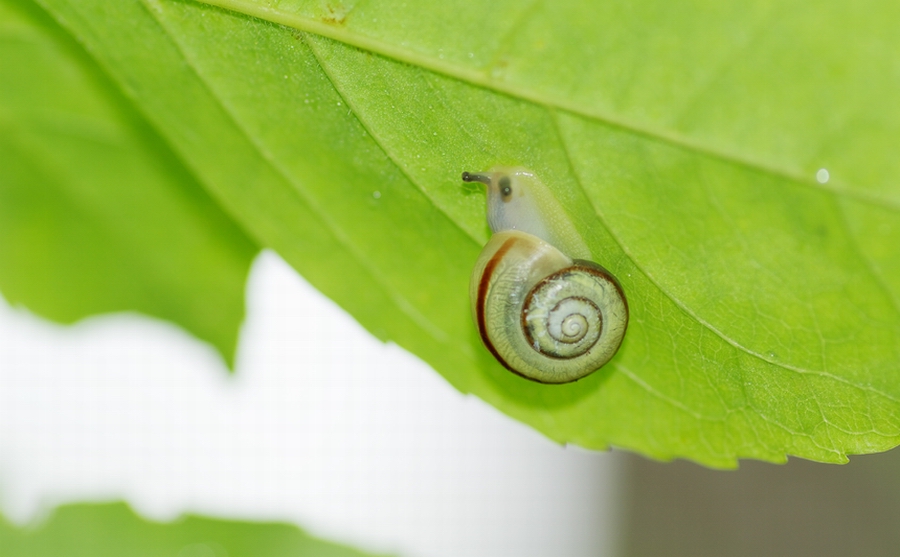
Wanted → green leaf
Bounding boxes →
[0,0,258,364]
[25,0,900,466]
[0,502,388,557]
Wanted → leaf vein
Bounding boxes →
[304,35,482,246]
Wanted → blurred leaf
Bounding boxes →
[20,0,900,466]
[0,0,257,363]
[0,502,387,557]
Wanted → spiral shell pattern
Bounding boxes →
[471,230,628,384]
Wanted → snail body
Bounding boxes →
[463,167,628,384]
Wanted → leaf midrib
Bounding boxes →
[198,0,900,213]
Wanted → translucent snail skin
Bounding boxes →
[463,167,628,384]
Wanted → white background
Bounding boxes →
[0,251,621,557]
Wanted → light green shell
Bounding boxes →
[465,168,628,384]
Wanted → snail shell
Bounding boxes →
[464,167,628,384]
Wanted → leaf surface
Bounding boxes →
[0,0,258,362]
[27,0,900,465]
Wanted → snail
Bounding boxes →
[463,167,628,384]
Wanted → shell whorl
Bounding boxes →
[471,230,628,384]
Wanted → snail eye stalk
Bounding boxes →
[462,172,491,185]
